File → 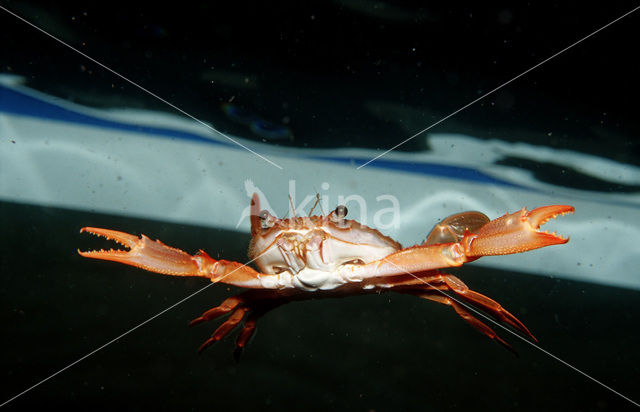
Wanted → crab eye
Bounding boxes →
[334,205,348,218]
[259,210,274,228]
[330,205,348,224]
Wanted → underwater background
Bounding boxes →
[1,1,640,410]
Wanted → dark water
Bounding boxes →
[2,1,639,160]
[2,1,640,410]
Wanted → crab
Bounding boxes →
[78,193,573,357]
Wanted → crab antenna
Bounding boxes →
[308,193,321,216]
[288,194,296,218]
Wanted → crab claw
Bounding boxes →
[465,205,574,257]
[78,227,202,276]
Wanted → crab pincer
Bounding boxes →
[465,205,574,257]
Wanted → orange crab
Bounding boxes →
[79,194,573,356]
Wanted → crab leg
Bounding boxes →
[201,301,284,359]
[188,295,245,326]
[389,273,535,339]
[188,289,291,355]
[431,294,518,355]
[234,311,260,356]
[340,205,574,280]
[392,272,534,353]
[440,273,536,341]
[78,227,271,288]
[198,306,250,353]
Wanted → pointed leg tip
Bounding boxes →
[496,337,519,357]
[197,338,216,354]
[233,347,244,362]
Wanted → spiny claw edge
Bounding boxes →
[78,227,141,256]
[525,205,574,242]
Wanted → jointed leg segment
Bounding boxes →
[392,272,536,353]
[189,290,290,356]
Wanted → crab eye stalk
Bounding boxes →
[259,210,275,228]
